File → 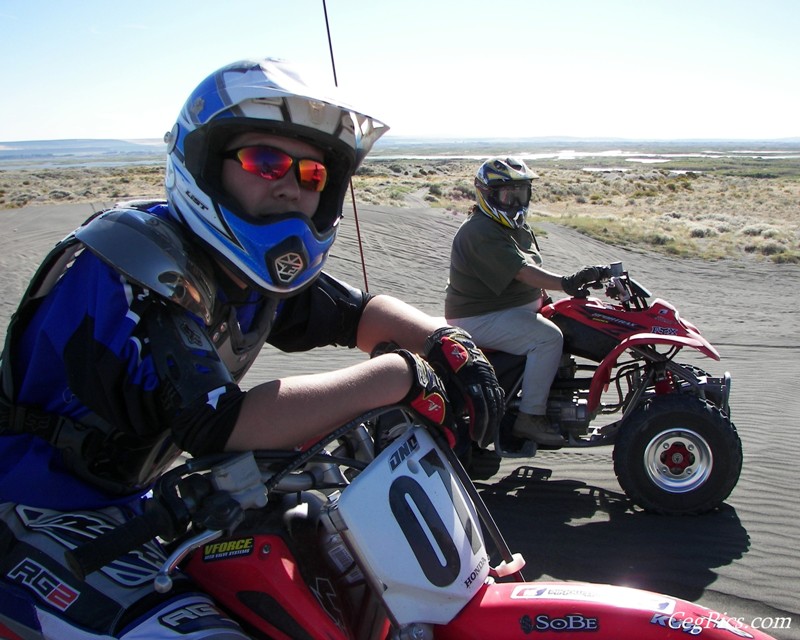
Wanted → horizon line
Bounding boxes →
[2,134,800,146]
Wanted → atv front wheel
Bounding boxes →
[613,395,742,515]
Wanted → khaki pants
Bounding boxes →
[448,299,563,415]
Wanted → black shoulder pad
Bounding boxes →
[145,302,234,414]
[268,272,373,352]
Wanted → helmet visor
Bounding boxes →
[494,183,531,207]
[223,146,328,192]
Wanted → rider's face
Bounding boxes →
[221,132,324,220]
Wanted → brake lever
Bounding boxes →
[154,528,224,593]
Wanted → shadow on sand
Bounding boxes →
[474,458,750,603]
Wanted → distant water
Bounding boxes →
[369,137,800,166]
[0,138,167,170]
[1,137,799,171]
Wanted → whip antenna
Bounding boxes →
[322,0,370,292]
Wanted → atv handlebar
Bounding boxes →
[569,262,651,309]
[570,263,614,298]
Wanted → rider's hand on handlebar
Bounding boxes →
[423,327,504,447]
[393,348,457,447]
[562,265,604,297]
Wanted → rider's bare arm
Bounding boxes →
[226,352,414,450]
[355,294,444,354]
[514,263,566,291]
[226,294,443,451]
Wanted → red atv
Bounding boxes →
[478,261,742,516]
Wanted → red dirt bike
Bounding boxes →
[65,407,770,640]
[475,261,742,515]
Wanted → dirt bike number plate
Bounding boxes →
[334,427,489,626]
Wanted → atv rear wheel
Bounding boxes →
[613,395,742,515]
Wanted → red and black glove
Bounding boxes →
[424,327,504,448]
[393,348,457,447]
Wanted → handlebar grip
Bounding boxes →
[598,265,614,280]
[66,502,173,580]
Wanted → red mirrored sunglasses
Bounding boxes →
[223,145,328,192]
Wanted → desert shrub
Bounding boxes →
[355,165,379,177]
[689,225,718,238]
[759,241,785,256]
[647,232,674,246]
[449,184,473,200]
[741,224,770,236]
[772,251,800,264]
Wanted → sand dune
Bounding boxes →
[1,201,798,638]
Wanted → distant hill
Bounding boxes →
[1,136,797,169]
[372,135,800,156]
[0,138,166,162]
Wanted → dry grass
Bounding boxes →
[353,159,800,264]
[2,157,798,263]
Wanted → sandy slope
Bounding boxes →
[1,201,798,638]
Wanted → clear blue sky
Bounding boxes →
[1,0,798,142]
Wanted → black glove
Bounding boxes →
[393,349,456,447]
[423,327,504,448]
[561,265,602,297]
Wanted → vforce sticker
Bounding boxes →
[202,537,255,561]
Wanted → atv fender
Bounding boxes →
[588,333,720,412]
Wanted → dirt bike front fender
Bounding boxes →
[587,333,720,413]
[434,581,775,639]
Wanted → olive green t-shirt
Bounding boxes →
[444,212,543,318]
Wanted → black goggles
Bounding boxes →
[223,145,328,192]
[494,183,532,207]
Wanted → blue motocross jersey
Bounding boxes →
[0,245,247,510]
[0,204,369,511]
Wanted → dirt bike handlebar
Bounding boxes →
[66,500,176,580]
[65,407,399,582]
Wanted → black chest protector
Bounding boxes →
[73,204,281,380]
[0,204,278,495]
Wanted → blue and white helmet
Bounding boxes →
[165,58,388,295]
